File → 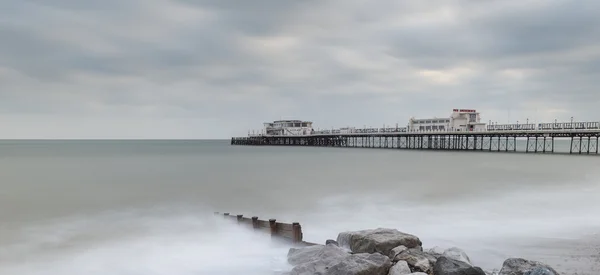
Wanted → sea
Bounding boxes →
[0,140,599,275]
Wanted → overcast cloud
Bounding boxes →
[1,0,599,138]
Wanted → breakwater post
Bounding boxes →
[215,212,304,244]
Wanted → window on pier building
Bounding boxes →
[469,114,476,122]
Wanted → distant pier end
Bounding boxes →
[232,110,600,155]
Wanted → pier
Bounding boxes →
[231,111,600,155]
[231,130,600,155]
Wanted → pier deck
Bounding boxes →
[231,130,600,155]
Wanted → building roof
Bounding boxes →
[271,120,312,123]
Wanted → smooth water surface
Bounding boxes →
[1,140,599,274]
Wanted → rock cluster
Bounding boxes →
[285,228,560,275]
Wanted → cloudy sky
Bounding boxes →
[1,0,599,139]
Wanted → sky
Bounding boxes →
[1,0,599,139]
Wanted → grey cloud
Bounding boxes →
[1,0,600,138]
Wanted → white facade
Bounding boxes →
[408,117,450,131]
[262,120,313,136]
[409,109,486,131]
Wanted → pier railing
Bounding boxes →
[216,212,306,244]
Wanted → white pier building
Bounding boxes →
[408,109,486,132]
[263,120,313,136]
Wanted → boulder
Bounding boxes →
[325,253,392,275]
[524,268,556,275]
[498,258,558,275]
[388,260,411,275]
[426,246,445,256]
[393,248,438,273]
[443,247,472,266]
[388,245,408,260]
[337,228,422,256]
[326,239,339,246]
[433,256,486,275]
[287,244,350,275]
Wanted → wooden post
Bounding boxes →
[269,219,277,238]
[292,222,302,243]
[237,214,243,224]
[252,216,259,229]
[224,213,230,218]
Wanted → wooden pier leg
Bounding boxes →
[457,135,460,150]
[597,137,599,154]
[579,137,583,154]
[570,136,574,154]
[505,137,509,152]
[587,137,591,154]
[543,137,547,153]
[526,136,530,153]
[497,136,501,152]
[466,135,469,150]
[237,214,243,224]
[252,216,259,229]
[456,136,459,150]
[292,222,302,243]
[269,219,278,239]
[535,137,538,153]
[224,213,230,218]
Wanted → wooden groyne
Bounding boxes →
[215,212,316,246]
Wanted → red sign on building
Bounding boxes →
[453,109,476,113]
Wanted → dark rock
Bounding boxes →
[433,256,486,275]
[426,246,445,257]
[326,239,339,246]
[498,258,559,275]
[525,267,556,275]
[388,260,411,275]
[388,245,408,260]
[325,252,391,275]
[393,248,438,273]
[337,228,422,256]
[443,247,472,266]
